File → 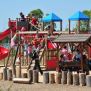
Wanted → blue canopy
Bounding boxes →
[69,11,89,20]
[42,13,62,22]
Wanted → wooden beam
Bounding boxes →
[60,20,62,31]
[68,20,70,34]
[13,78,31,84]
[87,43,91,48]
[78,20,80,33]
[5,48,12,68]
[13,44,19,77]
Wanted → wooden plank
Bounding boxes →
[53,34,91,43]
[13,78,31,84]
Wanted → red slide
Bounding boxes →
[0,28,11,41]
[0,28,16,60]
[0,46,9,60]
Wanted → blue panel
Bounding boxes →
[69,11,89,20]
[42,13,62,22]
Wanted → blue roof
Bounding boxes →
[42,13,62,22]
[69,11,89,20]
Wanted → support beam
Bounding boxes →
[87,20,90,31]
[60,20,62,31]
[68,20,70,34]
[78,20,80,33]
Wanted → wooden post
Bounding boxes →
[87,20,90,32]
[78,20,80,34]
[16,18,18,30]
[61,71,67,84]
[50,22,54,35]
[73,73,79,86]
[3,68,7,80]
[45,35,48,68]
[86,75,91,87]
[57,43,59,60]
[55,72,61,84]
[67,71,73,85]
[7,69,12,81]
[49,73,55,84]
[22,73,27,78]
[18,34,22,78]
[79,73,86,86]
[68,20,70,34]
[13,45,19,78]
[60,20,62,31]
[43,72,49,84]
[28,69,33,82]
[42,22,44,31]
[81,43,84,72]
[33,70,39,83]
[0,73,3,80]
[5,48,12,68]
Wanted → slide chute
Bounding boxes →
[0,46,9,60]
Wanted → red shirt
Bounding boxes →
[31,17,38,25]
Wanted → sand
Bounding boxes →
[0,81,91,91]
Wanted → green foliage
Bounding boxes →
[28,9,44,19]
[83,10,91,18]
[80,10,91,31]
[74,10,91,32]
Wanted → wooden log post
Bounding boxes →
[68,20,70,34]
[73,73,79,86]
[16,66,20,78]
[55,72,61,84]
[61,71,67,84]
[86,75,91,87]
[22,73,27,78]
[27,69,33,82]
[3,68,7,80]
[49,73,55,84]
[33,70,39,83]
[0,73,3,80]
[7,69,12,81]
[43,72,49,84]
[13,78,31,84]
[79,73,86,86]
[67,71,73,85]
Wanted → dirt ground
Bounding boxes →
[0,67,91,91]
[0,81,91,91]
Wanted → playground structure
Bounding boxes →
[0,11,91,86]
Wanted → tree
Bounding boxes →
[83,10,91,18]
[74,10,91,32]
[28,9,44,19]
[80,10,91,31]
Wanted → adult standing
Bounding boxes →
[32,50,43,75]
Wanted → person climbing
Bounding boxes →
[20,12,25,21]
[27,45,43,75]
[30,14,38,31]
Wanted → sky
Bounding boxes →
[0,0,91,32]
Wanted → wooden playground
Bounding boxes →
[0,11,91,87]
